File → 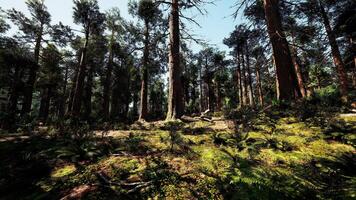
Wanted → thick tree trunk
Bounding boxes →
[103,31,115,121]
[263,0,299,100]
[166,0,183,120]
[71,31,90,116]
[255,62,264,106]
[350,36,356,87]
[22,24,43,114]
[318,0,349,101]
[245,45,255,107]
[139,21,149,121]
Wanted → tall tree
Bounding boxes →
[263,0,300,100]
[7,0,71,115]
[7,0,50,114]
[71,0,105,117]
[166,0,183,120]
[38,44,62,121]
[132,0,162,121]
[103,8,123,121]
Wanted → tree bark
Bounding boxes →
[318,0,349,101]
[139,21,149,121]
[71,30,90,116]
[103,30,115,121]
[241,48,248,105]
[83,64,93,118]
[166,0,183,120]
[245,44,255,107]
[39,86,52,122]
[350,36,356,87]
[67,62,79,114]
[255,62,264,106]
[263,0,299,100]
[236,49,243,107]
[290,34,307,97]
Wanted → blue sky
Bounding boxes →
[0,0,243,53]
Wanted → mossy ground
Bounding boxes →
[0,110,355,199]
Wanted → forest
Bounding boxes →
[0,0,355,199]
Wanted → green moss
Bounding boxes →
[51,164,77,178]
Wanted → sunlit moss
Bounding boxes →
[305,140,354,157]
[51,164,77,178]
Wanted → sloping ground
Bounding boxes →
[0,112,355,199]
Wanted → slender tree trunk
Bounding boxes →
[291,34,307,97]
[71,31,90,116]
[216,81,222,111]
[263,0,299,100]
[4,66,21,129]
[199,67,203,112]
[39,86,52,122]
[166,0,183,120]
[83,64,93,118]
[236,50,243,107]
[245,44,255,107]
[22,23,43,114]
[255,62,264,106]
[59,64,69,118]
[103,30,115,121]
[318,0,348,101]
[67,63,79,114]
[139,21,149,121]
[241,48,248,105]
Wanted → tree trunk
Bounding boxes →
[139,21,149,121]
[263,0,299,100]
[22,23,43,114]
[350,36,356,87]
[199,66,203,112]
[166,0,183,120]
[39,86,52,122]
[71,31,90,116]
[216,81,222,111]
[290,34,307,97]
[59,64,69,118]
[83,64,93,118]
[103,30,115,121]
[255,62,264,106]
[236,49,243,107]
[245,44,255,107]
[4,66,22,130]
[241,48,248,105]
[67,62,79,114]
[318,0,348,101]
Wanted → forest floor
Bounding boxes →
[0,108,355,199]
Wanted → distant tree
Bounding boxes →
[37,44,62,121]
[7,0,72,114]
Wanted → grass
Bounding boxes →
[0,109,355,199]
